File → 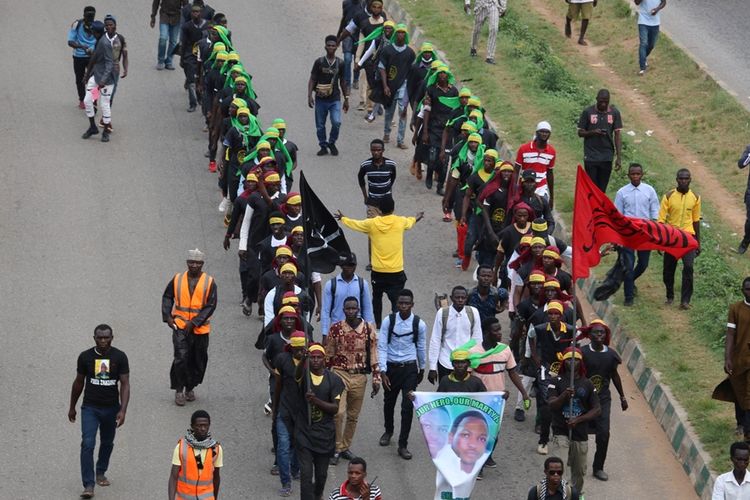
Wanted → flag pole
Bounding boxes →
[568,166,581,442]
[300,171,313,427]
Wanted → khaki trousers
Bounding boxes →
[552,434,588,494]
[333,369,368,453]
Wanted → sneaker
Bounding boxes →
[397,447,412,460]
[209,161,217,173]
[316,146,328,156]
[78,101,85,109]
[185,390,195,402]
[157,62,165,70]
[175,391,186,406]
[81,126,99,139]
[279,484,292,497]
[328,144,339,156]
[485,58,495,65]
[454,258,462,268]
[80,487,95,498]
[638,69,645,76]
[623,299,634,307]
[187,105,197,113]
[484,457,497,468]
[379,432,392,446]
[514,409,526,422]
[242,298,253,317]
[537,443,548,455]
[165,63,175,70]
[383,134,390,143]
[218,196,230,212]
[470,48,477,57]
[101,130,110,143]
[329,452,340,466]
[357,102,366,111]
[679,302,691,310]
[263,398,272,415]
[340,449,355,460]
[593,469,609,481]
[365,113,376,123]
[270,464,279,475]
[665,298,674,305]
[739,240,749,255]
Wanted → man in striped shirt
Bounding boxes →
[327,457,382,500]
[515,121,556,209]
[358,139,398,269]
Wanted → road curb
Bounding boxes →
[382,0,715,497]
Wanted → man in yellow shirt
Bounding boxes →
[168,410,223,500]
[336,197,424,327]
[657,168,701,309]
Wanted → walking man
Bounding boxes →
[150,0,183,70]
[336,198,423,326]
[614,163,659,306]
[565,0,596,46]
[168,410,223,500]
[378,24,415,148]
[725,278,750,442]
[737,143,750,255]
[180,4,208,112]
[68,6,98,108]
[635,0,667,75]
[658,168,701,309]
[68,324,130,499]
[469,0,507,65]
[515,121,556,208]
[712,442,750,499]
[308,35,349,157]
[81,21,115,142]
[328,457,383,500]
[577,89,623,193]
[325,297,381,465]
[321,252,375,344]
[527,457,582,500]
[377,289,427,460]
[428,285,483,383]
[162,249,218,406]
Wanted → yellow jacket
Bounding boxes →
[657,189,701,234]
[341,214,416,273]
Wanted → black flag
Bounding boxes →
[299,171,351,274]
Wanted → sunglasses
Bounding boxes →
[546,470,563,476]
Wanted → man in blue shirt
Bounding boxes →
[635,0,667,75]
[68,6,98,107]
[321,252,374,341]
[614,163,659,306]
[377,289,426,460]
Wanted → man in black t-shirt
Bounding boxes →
[527,457,581,500]
[377,24,415,148]
[180,6,208,112]
[437,348,487,393]
[294,343,344,500]
[548,348,601,494]
[422,65,459,195]
[580,320,627,482]
[577,88,623,193]
[68,324,130,499]
[308,35,349,157]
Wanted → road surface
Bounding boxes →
[0,1,698,498]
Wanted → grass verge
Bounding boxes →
[396,0,750,471]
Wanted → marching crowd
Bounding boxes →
[64,0,750,499]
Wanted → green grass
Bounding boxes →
[396,0,750,471]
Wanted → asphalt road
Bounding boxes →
[658,0,750,111]
[0,1,697,499]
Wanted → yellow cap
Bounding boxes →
[234,76,247,84]
[469,109,483,119]
[496,161,514,172]
[275,246,293,257]
[245,172,258,182]
[528,272,546,283]
[384,20,396,28]
[430,60,442,70]
[264,172,281,184]
[280,262,298,275]
[269,216,286,225]
[231,98,246,108]
[265,127,280,138]
[560,349,583,361]
[459,87,472,98]
[395,23,407,33]
[531,236,547,247]
[279,305,297,316]
[419,42,434,53]
[544,280,561,289]
[286,194,301,205]
[532,220,548,232]
[212,42,226,52]
[437,64,450,73]
[451,349,470,361]
[216,52,229,61]
[467,133,483,144]
[543,249,561,260]
[461,121,478,132]
[308,344,325,354]
[520,235,533,246]
[282,294,300,305]
[290,336,306,348]
[468,97,481,107]
[272,118,286,129]
[547,300,564,314]
[484,149,499,160]
[237,107,250,117]
[291,225,303,234]
[256,141,271,151]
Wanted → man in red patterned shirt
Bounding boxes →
[515,121,556,209]
[325,296,381,465]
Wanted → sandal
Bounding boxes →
[96,475,110,487]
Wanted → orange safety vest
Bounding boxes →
[172,272,214,334]
[175,438,216,500]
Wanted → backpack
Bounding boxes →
[329,275,365,318]
[386,313,421,345]
[440,306,475,345]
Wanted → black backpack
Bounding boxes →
[386,313,421,345]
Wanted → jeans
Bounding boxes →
[371,270,407,328]
[73,56,90,102]
[314,99,342,148]
[463,212,483,261]
[343,50,354,88]
[276,416,299,486]
[80,405,119,488]
[663,249,696,304]
[158,23,180,65]
[552,434,588,494]
[297,446,330,500]
[621,247,651,301]
[383,362,419,448]
[383,84,407,145]
[638,24,660,71]
[183,55,199,107]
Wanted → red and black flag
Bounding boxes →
[572,165,698,280]
[299,171,351,274]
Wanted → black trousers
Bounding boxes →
[592,398,612,472]
[371,270,407,328]
[240,253,260,302]
[744,195,750,243]
[536,370,553,445]
[383,361,419,448]
[584,160,613,193]
[663,249,695,304]
[425,143,447,190]
[296,446,330,500]
[437,363,452,381]
[170,329,209,391]
[73,56,90,102]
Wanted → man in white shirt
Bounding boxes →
[713,441,750,500]
[635,0,667,75]
[564,0,596,46]
[614,163,660,306]
[427,286,483,384]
